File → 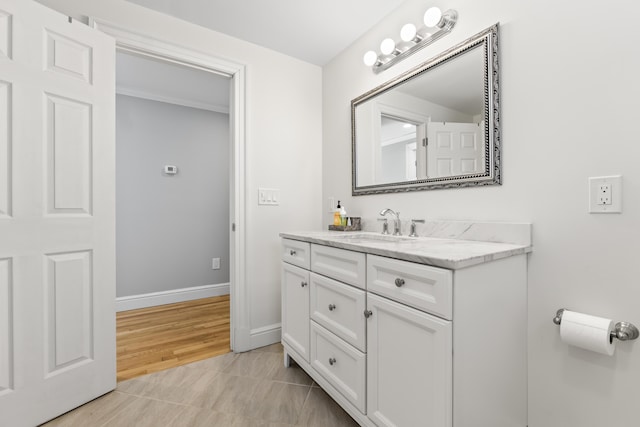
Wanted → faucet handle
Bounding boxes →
[377,218,389,235]
[409,219,425,237]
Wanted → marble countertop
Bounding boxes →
[280,230,532,270]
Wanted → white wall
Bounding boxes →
[116,95,229,298]
[37,0,323,345]
[324,1,640,426]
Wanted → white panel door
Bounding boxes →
[0,1,115,426]
[427,121,484,177]
[366,293,452,427]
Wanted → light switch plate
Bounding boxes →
[589,175,622,213]
[258,187,280,205]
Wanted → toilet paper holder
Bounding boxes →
[553,308,639,343]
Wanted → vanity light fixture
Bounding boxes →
[363,6,458,74]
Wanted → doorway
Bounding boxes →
[114,50,232,379]
[91,18,250,370]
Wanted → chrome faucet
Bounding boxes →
[377,218,389,235]
[379,208,401,236]
[409,219,425,237]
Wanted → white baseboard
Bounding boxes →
[249,323,282,350]
[116,283,230,312]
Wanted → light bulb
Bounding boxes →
[424,7,443,28]
[363,50,378,66]
[400,23,417,42]
[380,38,396,56]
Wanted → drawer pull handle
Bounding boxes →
[290,250,297,256]
[328,304,336,311]
[364,310,373,318]
[329,357,336,366]
[301,281,308,288]
[395,278,405,287]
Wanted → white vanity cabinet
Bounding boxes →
[366,289,452,427]
[281,235,528,427]
[281,252,311,362]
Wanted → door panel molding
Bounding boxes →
[45,29,93,84]
[0,80,10,218]
[45,93,93,216]
[0,257,13,394]
[0,9,12,60]
[44,250,94,376]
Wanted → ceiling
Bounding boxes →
[126,0,407,65]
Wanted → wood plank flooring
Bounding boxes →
[116,295,230,381]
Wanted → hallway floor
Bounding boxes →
[116,295,231,381]
[43,343,359,427]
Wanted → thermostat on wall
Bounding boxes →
[164,165,178,175]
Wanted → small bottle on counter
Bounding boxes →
[340,204,347,226]
[333,201,342,226]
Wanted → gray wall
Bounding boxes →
[116,94,229,298]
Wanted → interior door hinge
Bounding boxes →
[423,137,428,147]
[232,223,236,232]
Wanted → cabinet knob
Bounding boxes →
[364,310,373,318]
[329,357,336,366]
[290,250,296,256]
[300,281,308,288]
[395,278,405,287]
[328,304,336,311]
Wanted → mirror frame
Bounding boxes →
[351,23,500,195]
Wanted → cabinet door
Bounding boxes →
[367,293,452,427]
[281,262,310,362]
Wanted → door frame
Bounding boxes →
[90,19,249,352]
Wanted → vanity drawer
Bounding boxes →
[310,321,366,414]
[310,272,366,352]
[367,254,453,320]
[311,244,366,289]
[282,239,311,269]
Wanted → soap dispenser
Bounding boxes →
[333,201,342,226]
[339,204,347,226]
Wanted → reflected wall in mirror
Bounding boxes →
[352,23,500,195]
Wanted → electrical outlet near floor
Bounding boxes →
[589,175,622,213]
[212,257,221,270]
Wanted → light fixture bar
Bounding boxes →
[368,8,458,74]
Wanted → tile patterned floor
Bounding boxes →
[42,344,360,427]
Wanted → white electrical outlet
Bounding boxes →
[597,183,611,205]
[212,257,220,270]
[589,175,622,213]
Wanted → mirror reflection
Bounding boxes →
[352,24,500,194]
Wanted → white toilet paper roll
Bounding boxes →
[560,310,616,356]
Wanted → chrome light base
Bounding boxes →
[372,9,458,74]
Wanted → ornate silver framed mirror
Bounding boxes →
[352,23,500,195]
